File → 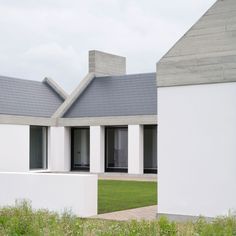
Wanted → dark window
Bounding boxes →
[30,126,47,169]
[144,125,157,173]
[105,127,128,172]
[71,128,90,171]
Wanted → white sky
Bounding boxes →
[0,0,216,92]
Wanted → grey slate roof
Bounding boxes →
[157,0,236,87]
[64,73,157,118]
[0,75,64,117]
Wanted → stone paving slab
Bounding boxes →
[91,205,157,221]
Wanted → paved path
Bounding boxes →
[98,173,157,182]
[92,205,157,221]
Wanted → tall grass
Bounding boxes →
[0,201,235,236]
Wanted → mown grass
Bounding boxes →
[0,201,236,236]
[98,180,157,214]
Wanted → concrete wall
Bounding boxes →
[156,0,236,88]
[0,172,97,217]
[89,50,126,76]
[48,127,71,172]
[158,82,236,217]
[0,124,29,172]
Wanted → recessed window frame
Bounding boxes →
[29,126,48,170]
[143,125,157,174]
[71,127,90,171]
[105,126,128,173]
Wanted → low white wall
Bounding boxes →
[128,125,143,174]
[48,127,71,172]
[158,83,236,217]
[0,124,29,172]
[90,126,105,173]
[0,172,97,217]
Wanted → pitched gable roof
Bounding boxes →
[64,73,157,118]
[0,75,65,117]
[157,0,236,87]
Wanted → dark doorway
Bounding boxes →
[71,127,90,171]
[30,126,48,170]
[105,126,128,172]
[144,125,157,173]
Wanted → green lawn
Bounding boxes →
[98,180,157,214]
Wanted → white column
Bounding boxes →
[90,126,105,173]
[48,127,71,172]
[128,125,144,174]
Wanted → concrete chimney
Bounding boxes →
[89,50,126,76]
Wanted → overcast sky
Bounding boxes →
[0,0,216,92]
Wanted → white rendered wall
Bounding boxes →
[0,172,97,217]
[90,126,105,173]
[0,124,29,172]
[158,83,236,217]
[48,127,70,172]
[128,125,143,174]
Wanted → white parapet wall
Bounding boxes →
[158,82,236,217]
[0,172,97,217]
[0,124,29,172]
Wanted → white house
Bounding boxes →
[0,50,157,216]
[0,75,97,217]
[157,0,236,219]
[1,0,235,220]
[0,50,157,175]
[53,51,157,175]
[0,75,67,172]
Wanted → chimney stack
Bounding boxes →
[89,50,126,76]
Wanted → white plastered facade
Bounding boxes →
[0,124,29,172]
[157,82,236,217]
[48,127,71,172]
